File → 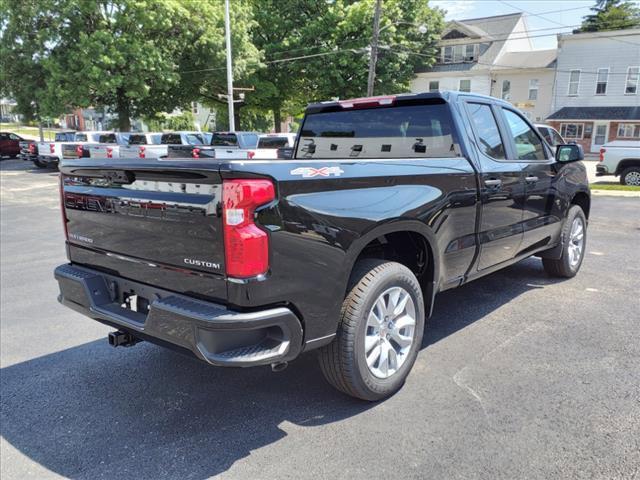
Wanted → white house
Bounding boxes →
[411,13,557,120]
[547,28,640,153]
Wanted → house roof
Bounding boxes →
[494,49,557,70]
[421,13,524,74]
[547,106,640,121]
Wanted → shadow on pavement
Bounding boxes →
[1,258,562,479]
[0,159,57,174]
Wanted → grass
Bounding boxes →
[0,123,59,141]
[590,183,640,191]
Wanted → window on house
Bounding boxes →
[528,79,539,100]
[464,44,478,61]
[443,46,452,63]
[617,124,640,138]
[459,79,471,92]
[595,68,609,95]
[501,80,511,100]
[560,123,584,139]
[428,80,439,92]
[568,70,580,95]
[440,44,477,63]
[453,45,464,63]
[626,66,639,94]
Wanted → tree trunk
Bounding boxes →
[273,108,282,133]
[116,90,131,131]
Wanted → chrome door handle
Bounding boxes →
[525,176,539,183]
[484,179,502,188]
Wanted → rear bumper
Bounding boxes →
[596,164,611,176]
[54,263,304,367]
[37,155,59,164]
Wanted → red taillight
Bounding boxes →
[599,148,606,162]
[106,147,113,159]
[29,143,36,154]
[50,143,55,154]
[247,150,255,159]
[139,146,146,158]
[76,145,83,157]
[192,148,200,158]
[59,174,68,239]
[222,179,275,278]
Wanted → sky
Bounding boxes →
[429,0,634,50]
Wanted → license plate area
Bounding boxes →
[122,292,150,315]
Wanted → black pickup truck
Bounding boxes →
[55,91,590,400]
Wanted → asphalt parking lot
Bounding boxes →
[1,158,639,479]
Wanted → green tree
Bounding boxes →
[243,0,443,132]
[1,0,260,131]
[577,0,640,32]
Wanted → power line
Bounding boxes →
[498,0,640,46]
[391,47,638,75]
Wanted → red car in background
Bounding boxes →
[0,132,26,158]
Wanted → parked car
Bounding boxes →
[166,131,261,159]
[595,140,640,186]
[18,139,37,162]
[55,91,590,400]
[118,133,162,158]
[0,132,24,158]
[61,131,121,160]
[35,131,77,168]
[87,133,132,159]
[536,124,565,147]
[133,131,207,159]
[252,133,297,159]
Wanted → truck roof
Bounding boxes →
[305,90,511,114]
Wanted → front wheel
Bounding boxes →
[620,167,640,186]
[318,259,425,401]
[543,205,587,278]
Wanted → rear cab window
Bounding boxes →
[211,133,238,146]
[296,102,459,159]
[74,134,88,142]
[161,134,182,145]
[99,134,117,143]
[257,136,291,149]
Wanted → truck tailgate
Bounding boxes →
[60,159,227,301]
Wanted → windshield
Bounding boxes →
[297,103,459,159]
[74,134,87,142]
[211,133,238,146]
[257,136,290,149]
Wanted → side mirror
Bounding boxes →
[555,143,584,163]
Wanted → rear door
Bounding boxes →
[499,108,563,252]
[464,100,525,270]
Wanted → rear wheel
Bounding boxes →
[318,259,425,401]
[620,167,640,186]
[32,160,47,169]
[543,205,587,278]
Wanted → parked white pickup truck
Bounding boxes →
[134,131,207,159]
[596,140,640,186]
[60,131,117,161]
[118,133,162,158]
[87,133,132,159]
[35,131,77,168]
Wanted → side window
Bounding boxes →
[503,109,546,161]
[467,103,506,160]
[538,127,552,145]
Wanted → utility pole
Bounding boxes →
[224,0,235,131]
[366,0,383,97]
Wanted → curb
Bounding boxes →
[590,189,640,198]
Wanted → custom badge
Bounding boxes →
[290,166,344,178]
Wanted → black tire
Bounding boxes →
[318,259,425,401]
[32,160,47,169]
[543,205,587,278]
[620,166,640,186]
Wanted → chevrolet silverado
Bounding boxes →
[54,91,590,400]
